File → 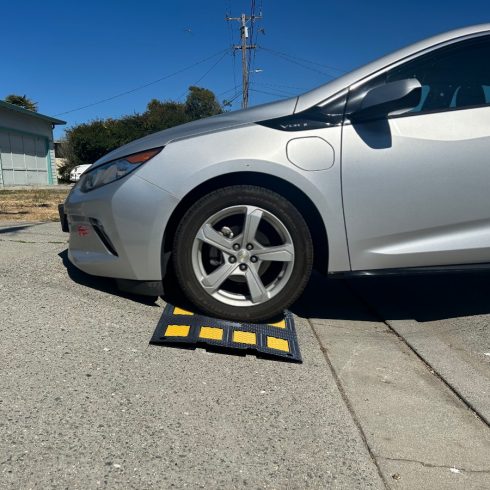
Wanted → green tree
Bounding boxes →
[4,94,38,112]
[184,86,222,119]
[145,99,189,132]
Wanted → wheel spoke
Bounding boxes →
[196,224,233,253]
[245,266,269,304]
[242,207,263,244]
[192,203,297,307]
[254,243,294,262]
[201,262,238,293]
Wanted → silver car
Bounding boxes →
[63,24,490,322]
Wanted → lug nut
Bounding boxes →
[229,256,237,263]
[239,264,247,271]
[250,256,258,263]
[246,243,253,250]
[233,243,240,251]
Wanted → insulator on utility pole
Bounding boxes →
[226,11,262,109]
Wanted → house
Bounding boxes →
[0,101,65,186]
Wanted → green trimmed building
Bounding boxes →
[0,101,65,186]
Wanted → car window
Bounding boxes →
[348,35,490,116]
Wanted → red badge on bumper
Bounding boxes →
[77,225,90,237]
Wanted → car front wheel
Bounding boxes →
[173,185,313,322]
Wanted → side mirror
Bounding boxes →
[350,79,422,122]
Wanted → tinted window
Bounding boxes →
[348,35,490,116]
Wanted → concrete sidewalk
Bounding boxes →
[296,274,490,489]
[351,274,490,426]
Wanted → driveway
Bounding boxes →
[0,222,489,489]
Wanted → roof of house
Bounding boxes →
[0,100,66,125]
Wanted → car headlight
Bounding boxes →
[79,147,163,192]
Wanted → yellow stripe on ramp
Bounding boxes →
[173,307,194,316]
[199,326,224,341]
[267,336,290,353]
[268,319,286,329]
[165,325,190,337]
[233,330,257,345]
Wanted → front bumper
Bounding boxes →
[64,175,179,283]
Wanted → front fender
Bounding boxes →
[137,124,350,272]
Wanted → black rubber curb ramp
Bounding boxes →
[150,304,302,363]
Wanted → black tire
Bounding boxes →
[172,185,313,322]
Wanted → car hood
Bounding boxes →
[93,96,298,167]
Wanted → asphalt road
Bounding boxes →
[1,222,489,489]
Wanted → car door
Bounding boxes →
[341,34,490,271]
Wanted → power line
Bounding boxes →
[178,50,231,101]
[55,48,229,116]
[258,45,346,78]
[253,85,297,97]
[260,45,346,74]
[224,89,244,105]
[249,87,290,99]
[250,79,298,97]
[194,50,230,85]
[218,85,243,97]
[258,46,331,77]
[254,81,309,91]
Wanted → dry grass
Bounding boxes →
[0,188,70,222]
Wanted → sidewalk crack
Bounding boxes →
[345,280,490,429]
[378,456,490,474]
[307,318,390,489]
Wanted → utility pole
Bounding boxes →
[226,11,262,109]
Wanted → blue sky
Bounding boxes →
[2,0,488,139]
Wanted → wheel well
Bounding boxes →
[162,172,328,275]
